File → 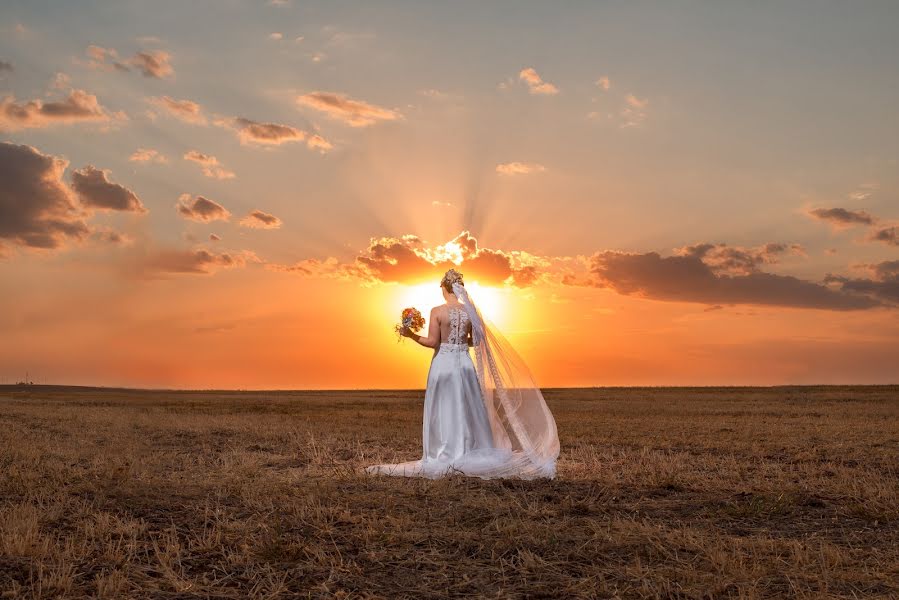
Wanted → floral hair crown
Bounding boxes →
[441,268,464,288]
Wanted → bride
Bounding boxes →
[365,268,559,480]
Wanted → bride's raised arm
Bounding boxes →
[403,306,441,348]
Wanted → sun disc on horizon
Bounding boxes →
[395,281,506,328]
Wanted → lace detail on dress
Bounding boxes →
[446,306,469,345]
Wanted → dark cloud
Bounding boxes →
[675,242,805,276]
[0,61,12,73]
[807,207,876,227]
[176,194,230,222]
[0,89,115,130]
[581,250,880,311]
[869,226,898,247]
[824,260,899,304]
[71,166,147,213]
[0,142,89,250]
[239,210,282,229]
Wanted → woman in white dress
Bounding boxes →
[366,268,559,480]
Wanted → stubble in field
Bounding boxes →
[0,385,896,598]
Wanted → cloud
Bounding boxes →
[0,89,119,130]
[183,150,235,179]
[176,194,231,222]
[296,91,400,127]
[81,45,130,72]
[621,93,649,127]
[518,68,558,95]
[270,231,540,287]
[129,50,173,78]
[71,166,147,213]
[848,182,878,202]
[91,227,133,246]
[269,32,283,41]
[209,233,221,241]
[807,207,876,228]
[496,162,546,176]
[135,248,254,277]
[0,61,12,73]
[148,96,206,124]
[674,242,805,276]
[217,116,332,150]
[868,226,898,246]
[579,249,879,310]
[824,260,899,304]
[129,148,167,163]
[0,142,90,251]
[239,210,282,229]
[80,46,173,78]
[596,76,610,91]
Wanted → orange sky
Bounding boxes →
[1,2,898,388]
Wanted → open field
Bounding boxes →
[0,385,897,599]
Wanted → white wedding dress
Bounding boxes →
[366,283,559,480]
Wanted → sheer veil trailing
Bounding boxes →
[452,281,559,478]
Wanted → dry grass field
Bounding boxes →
[0,385,896,599]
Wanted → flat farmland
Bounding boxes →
[0,385,896,598]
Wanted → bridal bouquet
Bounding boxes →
[394,307,425,341]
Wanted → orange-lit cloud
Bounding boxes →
[216,116,332,150]
[596,76,611,91]
[129,148,167,163]
[239,210,282,229]
[71,166,147,213]
[79,45,130,72]
[296,91,400,127]
[183,150,235,179]
[0,142,89,250]
[82,46,173,78]
[621,93,649,127]
[271,231,542,287]
[176,194,231,222]
[130,50,173,78]
[134,248,255,277]
[148,96,206,124]
[518,68,558,95]
[496,162,546,176]
[0,89,119,130]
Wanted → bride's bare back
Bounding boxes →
[435,303,472,346]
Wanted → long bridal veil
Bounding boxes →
[452,281,559,479]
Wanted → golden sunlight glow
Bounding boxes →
[394,281,507,329]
